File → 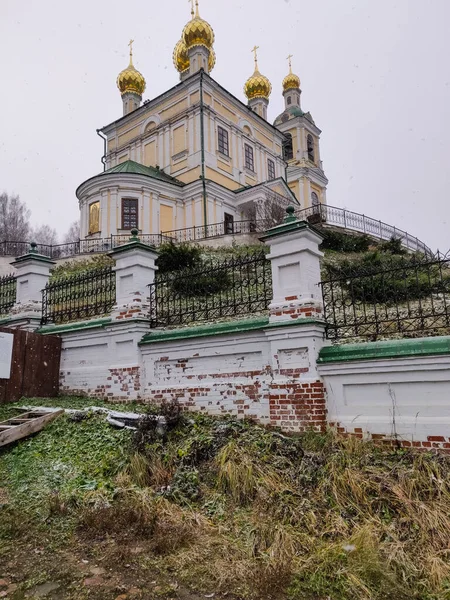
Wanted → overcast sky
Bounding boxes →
[1,0,449,250]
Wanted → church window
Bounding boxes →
[122,198,138,230]
[307,134,315,162]
[244,144,254,171]
[267,159,276,180]
[287,96,292,105]
[218,126,229,156]
[311,191,319,206]
[283,133,293,161]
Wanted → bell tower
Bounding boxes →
[274,56,328,209]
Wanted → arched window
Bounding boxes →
[287,96,292,105]
[311,192,319,207]
[283,133,293,161]
[307,134,315,162]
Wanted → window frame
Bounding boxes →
[244,143,255,172]
[267,158,276,181]
[217,125,229,157]
[307,134,315,162]
[121,197,139,230]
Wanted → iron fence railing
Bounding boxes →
[149,249,272,328]
[41,265,116,325]
[161,220,264,243]
[296,204,433,256]
[320,251,450,341]
[0,205,433,259]
[0,274,16,315]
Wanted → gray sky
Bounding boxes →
[1,0,449,250]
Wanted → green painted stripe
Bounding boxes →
[38,317,113,335]
[139,316,323,345]
[318,336,450,363]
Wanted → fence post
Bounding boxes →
[108,229,158,321]
[260,207,328,432]
[9,243,55,330]
[261,206,325,324]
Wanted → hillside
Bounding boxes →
[1,397,450,600]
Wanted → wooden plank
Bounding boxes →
[0,410,63,447]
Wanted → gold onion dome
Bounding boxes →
[173,38,216,73]
[244,46,272,101]
[283,55,300,91]
[117,41,146,96]
[183,0,215,51]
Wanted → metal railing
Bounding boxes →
[296,204,433,256]
[149,249,272,328]
[0,274,16,315]
[320,251,450,341]
[0,205,433,260]
[161,220,263,243]
[41,265,116,325]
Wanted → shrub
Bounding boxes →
[326,251,450,304]
[171,269,231,297]
[319,229,371,253]
[379,236,406,255]
[157,241,201,274]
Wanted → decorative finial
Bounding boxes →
[195,0,200,17]
[287,54,294,73]
[130,228,140,242]
[284,206,297,223]
[128,39,134,65]
[251,45,259,71]
[29,242,38,254]
[188,0,195,17]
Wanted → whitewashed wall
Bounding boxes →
[319,354,450,450]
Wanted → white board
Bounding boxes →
[0,332,14,379]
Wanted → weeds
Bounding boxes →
[2,399,450,599]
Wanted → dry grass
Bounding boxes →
[7,411,450,599]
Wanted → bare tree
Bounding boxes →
[31,224,59,246]
[245,188,292,230]
[63,220,80,243]
[0,193,31,241]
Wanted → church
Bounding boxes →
[76,0,328,241]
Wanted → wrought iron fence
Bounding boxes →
[149,249,272,328]
[320,251,450,341]
[295,204,433,256]
[161,220,264,243]
[0,274,16,315]
[41,265,116,325]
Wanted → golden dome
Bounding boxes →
[283,55,300,91]
[173,39,190,73]
[173,38,216,74]
[182,0,215,51]
[244,47,272,101]
[117,42,146,96]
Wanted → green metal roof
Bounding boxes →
[102,160,185,186]
[273,106,317,127]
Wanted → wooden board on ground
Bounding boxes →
[0,409,63,447]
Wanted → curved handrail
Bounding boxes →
[295,204,434,256]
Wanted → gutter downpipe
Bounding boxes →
[199,70,208,237]
[96,129,107,172]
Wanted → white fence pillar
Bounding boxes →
[109,229,158,321]
[261,206,324,324]
[9,243,55,330]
